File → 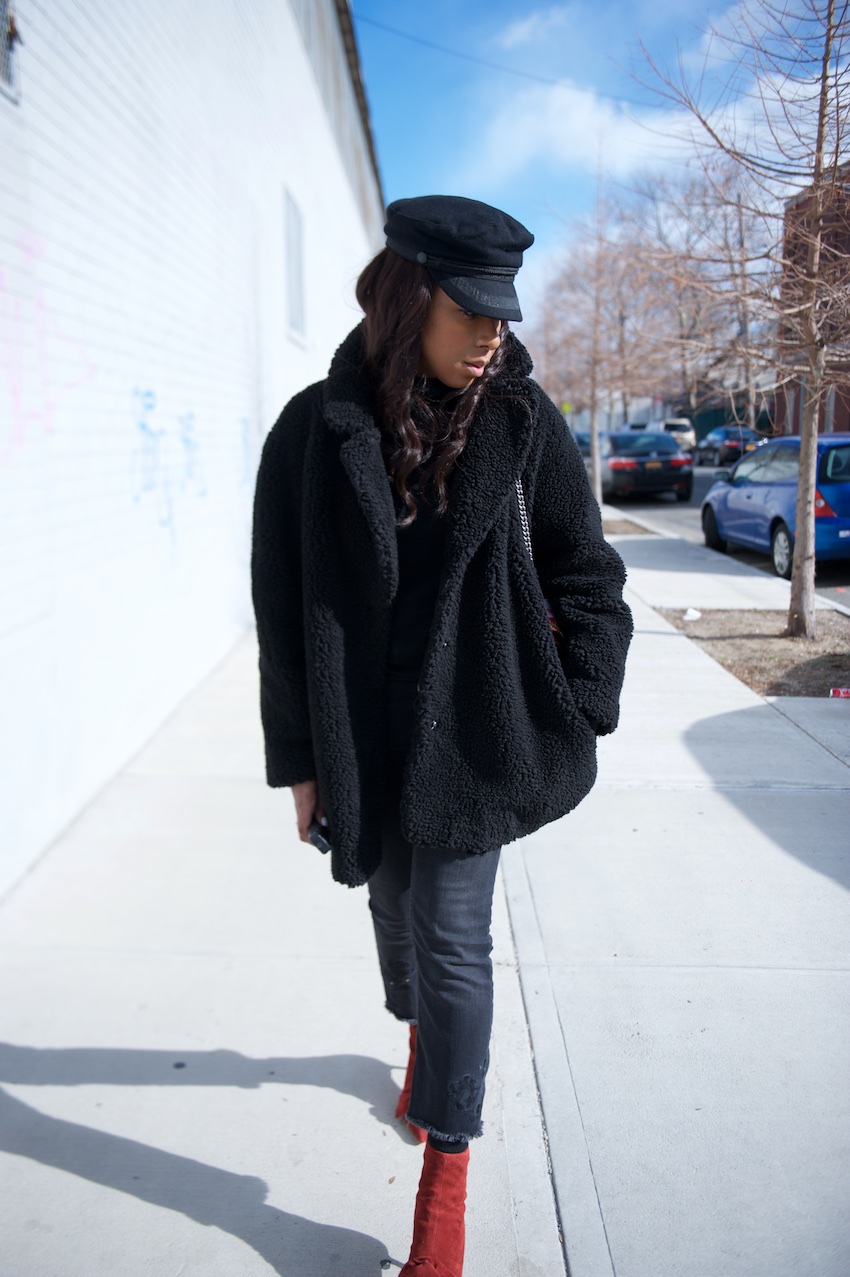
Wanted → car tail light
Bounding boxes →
[814,489,836,518]
[609,457,638,470]
[668,456,691,468]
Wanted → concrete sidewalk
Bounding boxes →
[0,638,561,1277]
[504,525,850,1277]
[1,527,848,1276]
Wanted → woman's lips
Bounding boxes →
[464,361,486,376]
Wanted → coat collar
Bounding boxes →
[321,324,538,585]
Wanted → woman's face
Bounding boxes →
[418,286,503,389]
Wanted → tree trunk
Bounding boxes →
[785,0,835,639]
[588,168,604,506]
[786,367,822,638]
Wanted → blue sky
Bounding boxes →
[350,0,734,313]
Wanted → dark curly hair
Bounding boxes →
[355,248,509,525]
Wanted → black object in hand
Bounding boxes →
[307,819,332,855]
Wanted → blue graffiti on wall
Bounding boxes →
[130,390,209,535]
[177,412,207,497]
[130,388,173,529]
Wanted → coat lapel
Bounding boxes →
[338,432,398,601]
[323,326,398,601]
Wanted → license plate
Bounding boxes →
[645,461,662,470]
[744,443,756,451]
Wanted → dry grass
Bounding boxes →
[602,519,655,536]
[659,608,850,697]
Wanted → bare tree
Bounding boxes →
[641,0,850,637]
[623,163,778,429]
[528,195,676,501]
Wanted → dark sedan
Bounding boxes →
[695,427,763,466]
[595,431,693,501]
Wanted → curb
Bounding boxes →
[601,505,850,619]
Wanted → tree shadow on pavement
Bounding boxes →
[0,1086,389,1276]
[684,704,850,892]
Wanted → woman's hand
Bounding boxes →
[291,780,324,843]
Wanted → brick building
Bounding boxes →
[773,161,850,434]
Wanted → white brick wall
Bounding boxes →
[0,0,383,893]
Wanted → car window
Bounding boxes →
[821,445,850,483]
[610,433,678,455]
[731,445,776,482]
[759,447,800,482]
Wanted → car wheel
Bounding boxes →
[713,448,722,467]
[771,522,793,579]
[676,480,693,502]
[702,505,726,552]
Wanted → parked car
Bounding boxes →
[647,417,697,451]
[695,426,764,466]
[570,429,591,457]
[701,433,850,577]
[594,431,693,502]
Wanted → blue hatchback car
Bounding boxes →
[701,433,850,577]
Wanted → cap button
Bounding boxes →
[416,251,428,264]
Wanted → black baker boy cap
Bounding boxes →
[384,194,534,323]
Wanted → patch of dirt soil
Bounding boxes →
[659,608,850,697]
[602,519,655,536]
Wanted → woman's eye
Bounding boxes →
[462,309,478,319]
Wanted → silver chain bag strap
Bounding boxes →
[515,479,562,646]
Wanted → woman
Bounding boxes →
[251,195,632,1276]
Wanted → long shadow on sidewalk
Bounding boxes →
[0,1042,399,1110]
[1,1087,388,1276]
[0,1045,410,1275]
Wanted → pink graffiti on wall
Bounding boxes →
[0,231,99,463]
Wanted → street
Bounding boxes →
[609,466,850,612]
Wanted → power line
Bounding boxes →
[351,10,652,109]
[352,11,573,89]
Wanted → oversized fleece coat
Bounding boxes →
[251,325,632,888]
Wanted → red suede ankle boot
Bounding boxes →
[400,1142,469,1276]
[396,1026,417,1118]
[396,1026,427,1143]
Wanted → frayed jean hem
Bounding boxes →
[386,1005,417,1025]
[405,1113,483,1142]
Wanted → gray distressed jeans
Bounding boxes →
[367,678,501,1142]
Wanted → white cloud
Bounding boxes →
[453,0,833,199]
[496,6,573,51]
[450,79,699,192]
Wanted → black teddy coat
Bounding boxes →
[251,325,633,888]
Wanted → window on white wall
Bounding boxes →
[1,0,18,94]
[285,189,305,337]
